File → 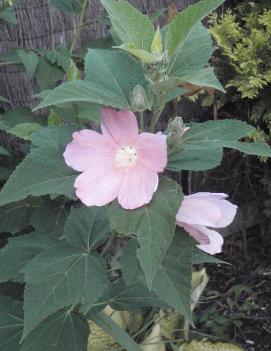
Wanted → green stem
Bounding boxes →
[0,60,21,67]
[139,110,144,131]
[101,232,117,257]
[69,0,90,54]
[150,107,164,132]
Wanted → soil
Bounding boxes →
[195,225,271,351]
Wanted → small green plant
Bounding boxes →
[209,2,271,99]
[196,284,259,339]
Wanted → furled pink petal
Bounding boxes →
[195,225,224,255]
[117,165,158,209]
[180,222,223,255]
[74,168,122,207]
[63,129,116,172]
[101,108,139,144]
[176,192,237,228]
[136,132,167,172]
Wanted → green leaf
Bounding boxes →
[50,0,84,13]
[64,206,111,251]
[30,200,70,237]
[166,22,224,92]
[0,296,23,351]
[45,49,71,72]
[0,125,79,206]
[77,104,101,123]
[167,120,271,171]
[168,22,212,76]
[8,123,43,140]
[0,146,10,156]
[108,280,166,312]
[192,248,227,264]
[22,246,108,338]
[0,7,17,25]
[183,67,224,92]
[100,0,154,51]
[0,167,12,181]
[0,200,33,234]
[88,311,143,351]
[21,309,89,351]
[152,230,193,323]
[17,50,39,78]
[0,107,45,140]
[121,234,193,323]
[35,57,65,90]
[108,177,182,288]
[0,232,60,284]
[225,140,271,157]
[35,49,147,111]
[165,0,224,55]
[0,96,10,103]
[120,240,145,286]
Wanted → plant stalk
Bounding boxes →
[69,0,90,54]
[150,107,164,132]
[139,110,144,131]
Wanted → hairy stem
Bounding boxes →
[69,0,90,54]
[150,107,164,132]
[139,110,144,131]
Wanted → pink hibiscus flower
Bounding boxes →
[63,108,167,209]
[176,193,238,255]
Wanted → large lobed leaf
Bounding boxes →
[20,309,89,351]
[165,0,224,55]
[167,119,271,171]
[30,200,70,237]
[100,0,154,51]
[64,206,111,251]
[0,125,80,206]
[166,22,224,92]
[0,200,33,234]
[0,296,23,351]
[35,49,148,111]
[0,232,60,284]
[108,177,183,289]
[22,205,111,339]
[22,246,108,338]
[121,232,193,324]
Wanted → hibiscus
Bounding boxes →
[176,193,237,255]
[64,108,167,210]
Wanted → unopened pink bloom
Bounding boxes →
[64,108,167,209]
[176,193,237,255]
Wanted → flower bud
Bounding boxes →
[129,85,149,111]
[166,117,190,149]
[151,27,163,56]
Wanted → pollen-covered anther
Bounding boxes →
[115,145,138,171]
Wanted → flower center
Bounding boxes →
[115,145,138,171]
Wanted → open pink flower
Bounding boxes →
[176,193,237,255]
[63,108,167,209]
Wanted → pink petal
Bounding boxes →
[74,168,122,207]
[195,226,224,255]
[176,192,237,228]
[101,108,139,144]
[63,129,116,172]
[136,132,167,172]
[117,166,158,209]
[179,222,223,255]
